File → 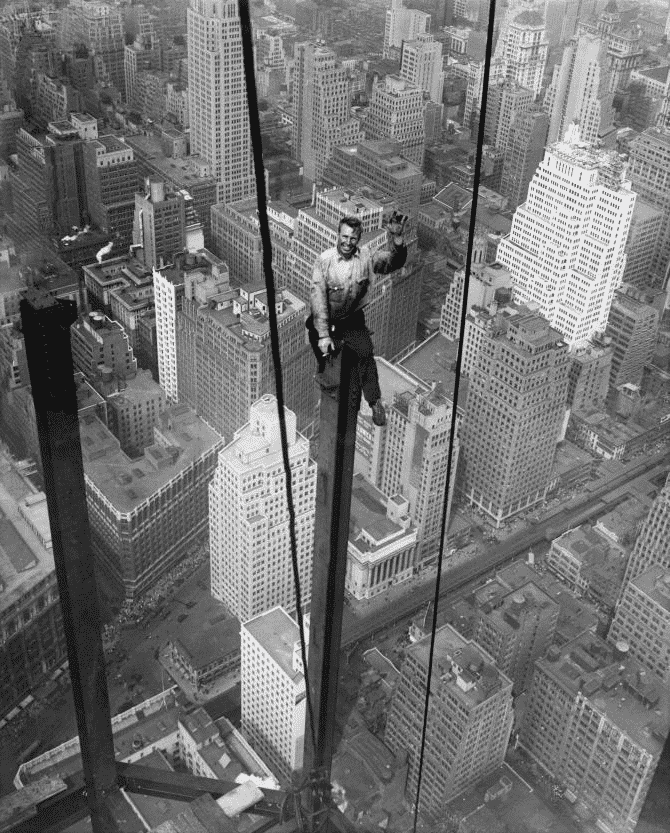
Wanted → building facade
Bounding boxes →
[366,75,426,169]
[209,396,316,622]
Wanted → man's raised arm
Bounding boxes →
[372,212,408,274]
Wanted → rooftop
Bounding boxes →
[410,623,510,706]
[79,406,223,514]
[637,64,670,83]
[349,474,412,553]
[171,616,240,668]
[0,452,55,617]
[242,606,304,684]
[632,565,670,614]
[125,134,217,188]
[553,524,611,563]
[399,332,462,407]
[540,633,670,754]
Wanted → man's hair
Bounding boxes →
[338,215,363,236]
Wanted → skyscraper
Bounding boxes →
[605,284,660,390]
[520,632,665,833]
[291,42,364,185]
[399,33,444,105]
[83,135,139,253]
[385,623,514,815]
[499,105,548,208]
[496,129,635,346]
[383,0,430,60]
[209,396,316,622]
[472,580,559,694]
[495,9,548,98]
[626,129,670,288]
[366,76,426,168]
[459,310,569,526]
[210,198,262,285]
[153,264,185,404]
[58,0,124,91]
[485,81,534,153]
[609,565,670,684]
[187,0,256,204]
[241,606,308,781]
[621,475,670,590]
[544,32,615,146]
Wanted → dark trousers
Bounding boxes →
[306,310,382,406]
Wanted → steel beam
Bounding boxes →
[20,290,118,833]
[303,348,362,830]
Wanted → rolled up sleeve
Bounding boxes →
[310,255,330,339]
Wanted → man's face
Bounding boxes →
[337,224,362,260]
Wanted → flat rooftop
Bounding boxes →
[540,633,670,755]
[172,616,240,667]
[399,332,461,407]
[79,406,223,514]
[243,606,303,684]
[410,623,510,706]
[349,474,410,552]
[125,135,217,188]
[0,453,55,617]
[632,565,670,613]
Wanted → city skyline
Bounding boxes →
[1,0,670,831]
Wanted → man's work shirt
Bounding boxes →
[310,236,407,339]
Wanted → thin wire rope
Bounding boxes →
[238,0,317,761]
[410,1,498,829]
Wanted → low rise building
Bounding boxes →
[346,474,417,600]
[166,616,241,695]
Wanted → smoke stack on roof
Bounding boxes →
[96,241,113,264]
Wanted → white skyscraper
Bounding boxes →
[291,42,364,185]
[153,266,185,404]
[400,33,444,105]
[241,606,308,780]
[366,75,426,168]
[383,0,430,59]
[544,31,615,146]
[187,0,256,204]
[209,395,316,622]
[498,9,548,98]
[496,127,635,345]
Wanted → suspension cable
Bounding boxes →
[410,1,498,829]
[238,0,317,762]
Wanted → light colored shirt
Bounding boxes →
[310,236,407,339]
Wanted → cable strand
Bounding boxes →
[410,1,498,829]
[238,0,318,761]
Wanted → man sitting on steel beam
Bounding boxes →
[306,211,407,427]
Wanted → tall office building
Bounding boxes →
[566,335,612,413]
[81,405,223,600]
[472,580,559,694]
[366,76,426,168]
[358,359,457,563]
[495,8,548,98]
[241,606,308,781]
[500,105,548,208]
[485,81,534,157]
[520,632,666,833]
[187,0,256,204]
[153,264,185,404]
[440,259,512,342]
[399,33,444,105]
[291,42,364,185]
[58,0,125,91]
[132,178,186,270]
[323,140,423,228]
[83,135,139,253]
[459,310,569,526]
[209,396,316,622]
[0,450,66,721]
[385,624,514,815]
[10,123,85,240]
[626,129,670,288]
[383,0,430,60]
[210,198,262,285]
[609,565,670,684]
[496,129,636,346]
[622,475,670,590]
[622,199,664,288]
[544,32,615,146]
[605,284,660,390]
